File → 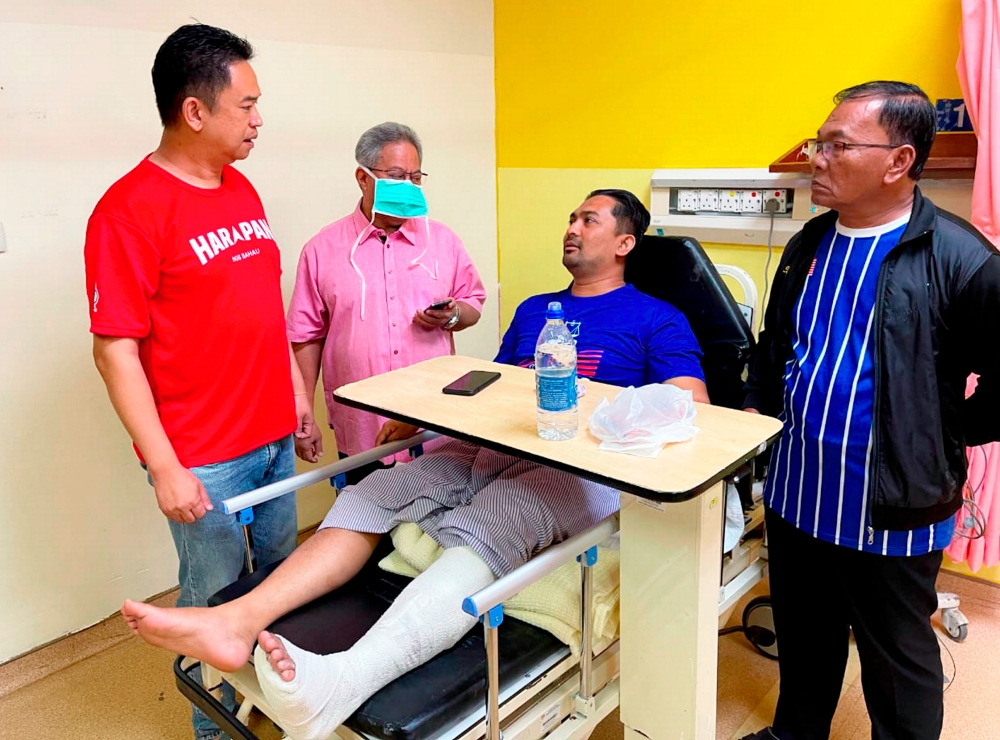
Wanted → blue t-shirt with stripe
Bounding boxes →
[764,214,955,556]
[494,284,704,387]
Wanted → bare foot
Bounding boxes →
[258,629,297,682]
[121,598,255,672]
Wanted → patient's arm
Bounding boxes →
[375,419,421,446]
[665,376,710,405]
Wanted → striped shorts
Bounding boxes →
[320,439,619,576]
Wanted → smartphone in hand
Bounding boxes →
[427,299,453,311]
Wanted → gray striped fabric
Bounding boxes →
[321,440,619,576]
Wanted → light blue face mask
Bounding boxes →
[361,165,428,219]
[350,166,438,321]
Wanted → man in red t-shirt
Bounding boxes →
[84,24,311,740]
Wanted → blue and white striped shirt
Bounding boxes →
[764,214,955,556]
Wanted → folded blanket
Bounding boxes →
[379,523,620,658]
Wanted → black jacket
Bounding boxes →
[745,186,1000,532]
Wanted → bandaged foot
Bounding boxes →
[255,546,495,740]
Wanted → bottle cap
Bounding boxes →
[546,301,564,320]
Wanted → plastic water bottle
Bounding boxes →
[535,301,578,440]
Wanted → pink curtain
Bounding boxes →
[949,2,1000,570]
[958,0,1000,247]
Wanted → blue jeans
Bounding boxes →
[158,436,298,739]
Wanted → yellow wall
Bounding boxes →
[494,0,963,323]
[496,0,962,170]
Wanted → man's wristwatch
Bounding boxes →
[443,305,461,330]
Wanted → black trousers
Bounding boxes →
[765,508,944,740]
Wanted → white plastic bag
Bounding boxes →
[588,384,699,458]
[724,485,746,553]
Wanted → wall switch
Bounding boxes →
[698,189,719,211]
[740,189,763,213]
[719,190,741,213]
[0,222,6,253]
[677,189,700,212]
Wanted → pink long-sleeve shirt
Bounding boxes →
[287,204,486,458]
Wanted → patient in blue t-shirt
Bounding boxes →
[495,283,705,391]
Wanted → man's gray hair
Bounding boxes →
[355,122,423,168]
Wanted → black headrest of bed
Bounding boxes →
[624,235,754,409]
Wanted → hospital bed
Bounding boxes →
[174,236,782,740]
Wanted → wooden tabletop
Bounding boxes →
[334,355,783,501]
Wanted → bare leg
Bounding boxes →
[121,528,381,671]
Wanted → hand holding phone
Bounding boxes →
[442,370,501,396]
[415,298,458,331]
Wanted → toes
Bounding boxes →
[268,636,287,661]
[121,604,141,635]
[267,648,291,669]
[258,629,279,652]
[258,632,297,683]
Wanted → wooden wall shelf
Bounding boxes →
[769,131,978,180]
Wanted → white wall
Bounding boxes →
[0,1,497,662]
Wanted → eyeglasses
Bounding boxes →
[368,167,428,184]
[808,140,906,158]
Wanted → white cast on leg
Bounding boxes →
[255,546,496,740]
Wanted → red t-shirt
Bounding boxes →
[85,157,296,468]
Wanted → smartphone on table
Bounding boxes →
[442,370,501,396]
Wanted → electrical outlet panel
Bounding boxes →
[740,189,763,213]
[650,168,814,247]
[670,185,792,216]
[677,189,700,212]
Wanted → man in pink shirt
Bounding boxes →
[287,122,486,476]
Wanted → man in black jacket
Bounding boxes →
[741,81,1000,740]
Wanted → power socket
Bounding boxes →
[719,190,741,213]
[740,189,763,213]
[698,189,719,211]
[677,189,699,212]
[762,189,787,213]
